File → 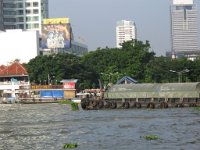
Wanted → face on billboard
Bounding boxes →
[41,24,71,49]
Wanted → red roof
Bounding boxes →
[0,65,6,71]
[0,62,28,77]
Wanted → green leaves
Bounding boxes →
[63,143,78,149]
[144,135,159,140]
[193,106,200,111]
[26,53,99,89]
[25,39,200,88]
[58,100,79,111]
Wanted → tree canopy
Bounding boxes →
[25,53,99,90]
[25,40,200,90]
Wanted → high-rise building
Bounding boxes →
[2,0,48,33]
[171,0,199,58]
[116,20,137,48]
[1,1,87,57]
[0,0,3,30]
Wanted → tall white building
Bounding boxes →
[116,20,137,48]
[2,0,48,33]
[0,0,3,30]
[171,0,199,58]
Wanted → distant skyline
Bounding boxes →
[49,0,200,56]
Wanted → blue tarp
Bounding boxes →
[40,90,64,98]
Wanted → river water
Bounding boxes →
[0,104,200,150]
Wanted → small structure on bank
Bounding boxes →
[0,61,30,103]
[61,79,78,99]
[0,62,79,103]
[30,79,78,100]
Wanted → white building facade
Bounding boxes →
[42,40,88,56]
[0,0,3,30]
[0,29,39,65]
[116,20,137,48]
[171,0,199,58]
[2,0,48,33]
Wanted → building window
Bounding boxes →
[3,10,16,15]
[33,9,39,14]
[33,2,38,7]
[17,10,23,15]
[26,17,31,21]
[18,17,24,22]
[26,9,31,14]
[3,3,15,8]
[17,3,23,8]
[26,3,31,7]
[4,18,16,22]
[18,24,24,29]
[26,24,32,29]
[33,23,39,28]
[4,25,15,29]
[33,16,39,21]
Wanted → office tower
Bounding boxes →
[2,0,48,33]
[171,0,199,57]
[116,20,137,48]
[0,0,3,30]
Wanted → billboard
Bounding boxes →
[41,18,71,49]
[173,0,193,5]
[63,82,75,89]
[43,18,70,24]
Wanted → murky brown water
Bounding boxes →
[0,104,200,150]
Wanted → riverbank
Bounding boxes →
[0,98,75,104]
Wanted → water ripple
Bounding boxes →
[0,104,200,150]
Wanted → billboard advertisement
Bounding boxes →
[41,18,71,49]
[173,0,193,5]
[43,18,70,24]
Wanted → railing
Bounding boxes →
[0,81,29,85]
[31,85,63,90]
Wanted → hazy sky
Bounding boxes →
[49,0,200,56]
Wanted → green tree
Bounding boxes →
[25,53,99,90]
[81,40,155,83]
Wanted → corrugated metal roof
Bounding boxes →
[60,79,78,83]
[107,82,200,92]
[105,82,200,99]
[116,76,138,84]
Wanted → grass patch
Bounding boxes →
[59,100,72,105]
[71,102,79,111]
[144,134,159,140]
[193,106,200,111]
[59,100,79,111]
[63,143,78,149]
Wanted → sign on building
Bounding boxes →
[41,18,71,49]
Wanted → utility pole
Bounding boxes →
[169,69,190,82]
